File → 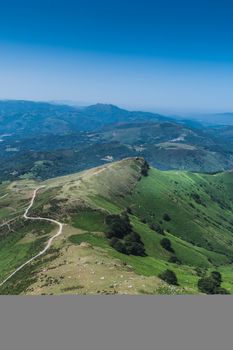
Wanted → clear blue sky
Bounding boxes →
[0,0,233,113]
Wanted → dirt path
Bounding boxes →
[0,186,63,287]
[0,193,8,200]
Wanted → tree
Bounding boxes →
[109,237,119,246]
[160,238,174,253]
[125,231,141,243]
[150,223,164,235]
[141,160,150,176]
[168,256,181,265]
[105,213,132,239]
[214,287,230,295]
[108,224,146,257]
[125,241,146,256]
[110,238,127,254]
[163,213,171,222]
[124,232,146,256]
[198,277,216,294]
[211,271,222,287]
[198,271,230,294]
[159,269,178,285]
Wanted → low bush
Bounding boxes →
[160,238,174,253]
[105,213,132,239]
[198,277,216,294]
[198,271,229,294]
[211,271,222,287]
[106,212,146,256]
[214,287,230,295]
[149,223,164,235]
[163,213,171,222]
[124,232,146,256]
[159,269,179,285]
[110,238,127,254]
[168,256,181,265]
[141,161,150,176]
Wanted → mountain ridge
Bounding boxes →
[1,157,233,294]
[1,100,233,182]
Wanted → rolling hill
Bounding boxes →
[0,100,172,137]
[1,157,233,295]
[1,100,233,182]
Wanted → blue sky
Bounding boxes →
[0,0,233,113]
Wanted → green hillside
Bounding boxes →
[1,157,233,294]
[1,101,233,183]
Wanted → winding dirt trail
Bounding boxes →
[0,186,63,287]
[0,193,8,200]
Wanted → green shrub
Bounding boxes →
[109,236,119,246]
[159,269,178,285]
[214,287,230,295]
[160,238,174,253]
[198,277,216,294]
[124,232,146,256]
[126,241,146,256]
[168,256,181,265]
[105,213,132,239]
[141,160,150,176]
[109,238,127,254]
[106,212,146,256]
[163,213,171,222]
[149,223,164,235]
[197,272,229,295]
[211,271,222,287]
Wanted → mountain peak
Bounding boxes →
[85,103,127,114]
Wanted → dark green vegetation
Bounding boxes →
[2,157,233,294]
[160,238,174,252]
[41,157,233,294]
[1,100,233,183]
[159,269,178,286]
[106,212,146,256]
[198,271,230,294]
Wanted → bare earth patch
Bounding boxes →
[25,225,161,295]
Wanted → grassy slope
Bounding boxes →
[76,159,233,292]
[1,157,233,294]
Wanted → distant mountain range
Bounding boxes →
[0,100,233,182]
[0,100,174,137]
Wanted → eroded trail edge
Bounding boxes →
[0,186,63,287]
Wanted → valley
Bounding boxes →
[1,101,233,183]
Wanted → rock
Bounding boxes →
[79,242,93,248]
[126,265,133,270]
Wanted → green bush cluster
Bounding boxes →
[168,256,181,265]
[149,223,164,235]
[198,271,229,294]
[163,213,171,222]
[106,212,146,256]
[159,269,179,286]
[160,238,174,253]
[141,160,150,177]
